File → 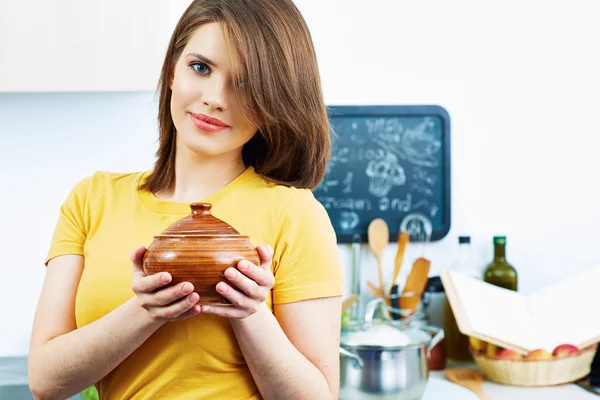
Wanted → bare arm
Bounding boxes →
[231,298,341,400]
[28,247,201,400]
[201,246,341,400]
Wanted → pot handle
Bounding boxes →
[339,347,364,369]
[420,325,445,356]
[362,298,388,329]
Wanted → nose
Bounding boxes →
[202,78,228,112]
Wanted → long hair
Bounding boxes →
[140,0,331,192]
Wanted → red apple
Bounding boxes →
[495,349,523,361]
[552,344,580,358]
[525,349,553,360]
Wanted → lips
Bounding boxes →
[189,112,229,133]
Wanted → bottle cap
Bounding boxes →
[493,236,507,246]
[424,276,445,293]
[458,236,471,244]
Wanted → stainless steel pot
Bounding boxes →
[339,299,444,400]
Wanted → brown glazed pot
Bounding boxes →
[142,202,259,305]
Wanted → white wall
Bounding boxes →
[2,0,599,356]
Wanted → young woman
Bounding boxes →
[28,1,343,399]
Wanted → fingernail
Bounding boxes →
[194,305,201,312]
[225,268,237,278]
[203,305,211,312]
[161,273,171,283]
[266,245,274,255]
[217,283,228,293]
[182,283,193,294]
[187,293,198,304]
[239,261,248,271]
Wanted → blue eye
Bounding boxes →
[190,62,211,75]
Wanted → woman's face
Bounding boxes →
[170,22,257,161]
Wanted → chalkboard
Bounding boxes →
[314,105,451,243]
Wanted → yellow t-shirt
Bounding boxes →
[45,166,343,400]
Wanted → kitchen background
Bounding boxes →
[1,0,599,359]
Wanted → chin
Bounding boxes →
[187,141,228,157]
[174,118,255,159]
[179,134,236,159]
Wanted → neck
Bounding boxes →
[494,246,506,261]
[157,144,247,203]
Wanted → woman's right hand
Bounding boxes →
[130,246,202,322]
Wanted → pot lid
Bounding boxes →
[341,322,432,349]
[161,203,241,236]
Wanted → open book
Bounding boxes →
[441,265,600,354]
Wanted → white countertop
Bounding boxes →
[3,356,598,399]
[428,370,599,400]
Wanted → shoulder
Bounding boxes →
[262,183,333,235]
[88,170,146,190]
[61,171,147,213]
[72,170,146,198]
[280,187,326,218]
[251,174,327,222]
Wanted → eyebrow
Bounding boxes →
[186,53,217,67]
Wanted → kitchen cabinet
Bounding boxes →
[0,0,176,92]
[0,356,80,399]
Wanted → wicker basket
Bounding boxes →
[471,345,597,387]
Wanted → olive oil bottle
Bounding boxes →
[484,236,518,291]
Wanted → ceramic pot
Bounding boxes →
[143,202,259,305]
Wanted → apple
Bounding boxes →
[525,349,553,360]
[469,336,487,353]
[552,344,580,358]
[495,349,523,361]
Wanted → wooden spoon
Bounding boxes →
[366,280,383,298]
[367,218,389,299]
[444,369,492,400]
[399,257,431,315]
[342,294,359,314]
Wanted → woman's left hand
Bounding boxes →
[200,245,275,319]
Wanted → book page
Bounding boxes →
[449,270,542,351]
[527,265,600,352]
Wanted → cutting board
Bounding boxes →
[422,377,479,400]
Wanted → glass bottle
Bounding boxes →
[444,236,480,361]
[484,236,518,291]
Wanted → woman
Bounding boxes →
[28,1,343,399]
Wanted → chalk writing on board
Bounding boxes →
[318,197,373,211]
[365,117,442,168]
[318,195,412,213]
[341,172,353,193]
[314,105,450,243]
[339,211,359,230]
[365,152,406,197]
[411,166,437,197]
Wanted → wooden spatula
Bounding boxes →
[444,368,492,400]
[399,257,430,315]
[367,218,389,298]
[392,231,410,287]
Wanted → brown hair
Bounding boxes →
[140,0,331,193]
